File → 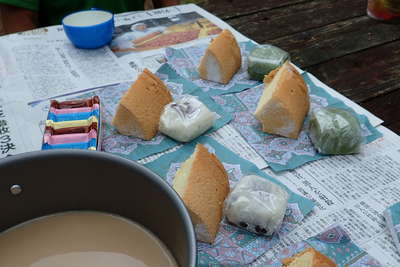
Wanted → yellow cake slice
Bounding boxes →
[282,248,336,267]
[173,144,229,243]
[198,29,241,84]
[254,61,309,139]
[112,69,173,140]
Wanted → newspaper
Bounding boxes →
[0,3,399,266]
[0,30,132,104]
[0,99,42,157]
[0,4,383,163]
[251,126,400,266]
[208,125,268,169]
[110,4,382,127]
[110,4,249,75]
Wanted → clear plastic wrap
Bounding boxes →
[224,175,289,236]
[308,107,363,155]
[159,95,217,142]
[247,44,290,81]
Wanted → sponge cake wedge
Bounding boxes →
[198,29,241,84]
[282,247,336,267]
[173,144,229,243]
[254,61,309,139]
[112,69,173,140]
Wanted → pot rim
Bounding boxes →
[0,149,197,267]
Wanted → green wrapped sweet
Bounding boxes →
[247,44,290,81]
[309,107,363,155]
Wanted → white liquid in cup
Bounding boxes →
[63,11,113,27]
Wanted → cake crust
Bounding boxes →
[254,61,309,139]
[173,144,229,243]
[112,69,173,140]
[198,29,241,84]
[282,247,336,267]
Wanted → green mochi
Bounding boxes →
[309,107,363,155]
[247,44,290,81]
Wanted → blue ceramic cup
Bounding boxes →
[62,9,114,49]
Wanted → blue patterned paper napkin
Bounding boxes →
[66,64,232,160]
[384,202,400,254]
[98,63,232,160]
[212,72,382,172]
[260,225,381,267]
[144,136,314,266]
[165,41,261,96]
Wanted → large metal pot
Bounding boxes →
[0,150,196,266]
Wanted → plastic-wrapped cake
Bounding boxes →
[247,44,290,81]
[308,107,362,155]
[159,95,216,142]
[224,175,289,235]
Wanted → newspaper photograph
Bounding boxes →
[111,11,222,55]
[110,4,249,73]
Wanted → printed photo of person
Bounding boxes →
[110,12,222,56]
[111,22,167,52]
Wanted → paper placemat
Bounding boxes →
[212,72,382,172]
[165,41,261,96]
[144,136,314,265]
[384,202,400,254]
[258,225,381,267]
[65,63,232,160]
[100,64,232,160]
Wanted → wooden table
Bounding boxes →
[199,0,400,134]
